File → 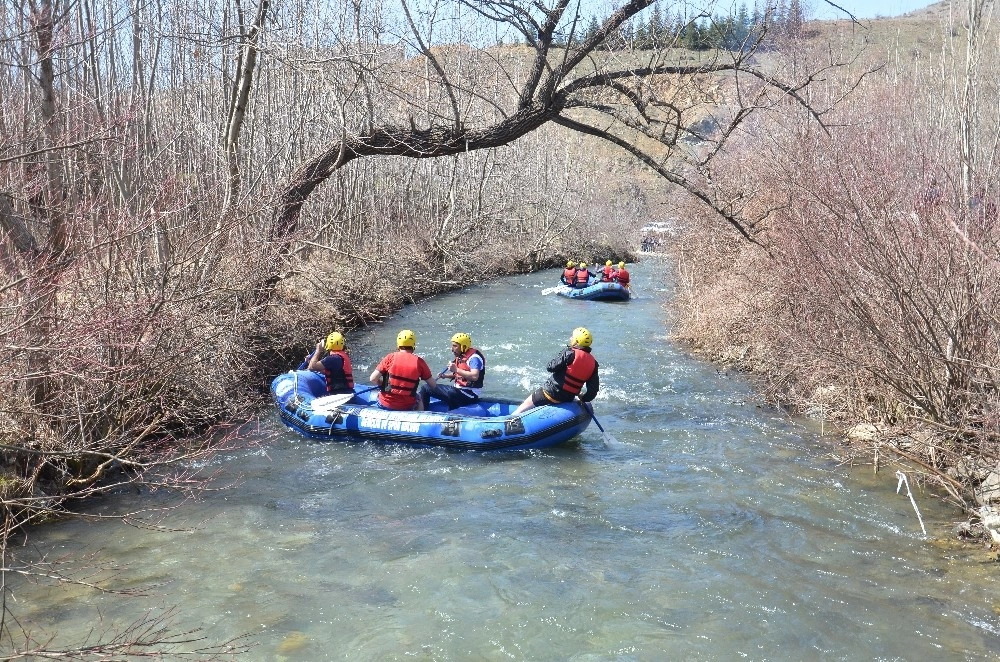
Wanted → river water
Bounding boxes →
[13,258,1000,660]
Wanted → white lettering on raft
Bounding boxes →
[274,378,294,398]
[357,410,437,434]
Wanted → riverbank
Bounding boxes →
[664,214,1000,545]
[0,235,637,536]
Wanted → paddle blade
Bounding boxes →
[583,402,620,446]
[594,422,621,446]
[598,428,621,446]
[311,392,356,412]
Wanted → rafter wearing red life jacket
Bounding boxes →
[453,348,486,389]
[614,265,630,287]
[321,350,354,394]
[574,266,591,288]
[546,348,597,399]
[378,350,426,410]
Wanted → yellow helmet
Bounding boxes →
[451,332,472,353]
[606,260,612,266]
[618,262,625,269]
[579,262,587,269]
[324,331,345,351]
[397,329,416,349]
[566,260,575,268]
[571,327,593,348]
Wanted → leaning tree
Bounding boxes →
[257,0,874,253]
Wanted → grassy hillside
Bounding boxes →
[807,0,994,59]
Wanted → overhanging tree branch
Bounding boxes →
[268,0,869,259]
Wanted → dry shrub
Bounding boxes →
[0,188,281,524]
[671,48,1000,487]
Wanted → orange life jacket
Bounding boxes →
[556,348,596,396]
[454,348,486,389]
[379,351,422,409]
[574,268,590,287]
[323,350,354,393]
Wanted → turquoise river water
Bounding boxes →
[11,258,1000,660]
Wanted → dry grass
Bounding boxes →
[666,1,1000,521]
[805,0,998,62]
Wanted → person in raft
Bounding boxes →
[299,331,355,395]
[560,260,576,285]
[369,329,437,411]
[513,327,599,415]
[613,261,630,288]
[573,262,593,288]
[418,332,486,410]
[600,260,616,282]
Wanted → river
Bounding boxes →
[12,257,1000,660]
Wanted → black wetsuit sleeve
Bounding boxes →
[546,348,573,373]
[579,360,599,403]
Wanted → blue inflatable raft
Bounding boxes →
[270,370,593,451]
[554,281,630,301]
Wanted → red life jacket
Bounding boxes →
[454,348,486,389]
[574,268,590,287]
[557,348,596,396]
[615,267,630,286]
[562,267,575,283]
[380,351,422,409]
[323,350,354,393]
[602,265,614,281]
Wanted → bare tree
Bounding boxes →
[669,1,1000,512]
[266,0,871,250]
[222,0,270,218]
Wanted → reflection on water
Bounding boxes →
[11,258,1000,660]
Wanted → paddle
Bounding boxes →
[582,401,619,445]
[541,285,565,295]
[312,385,379,411]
